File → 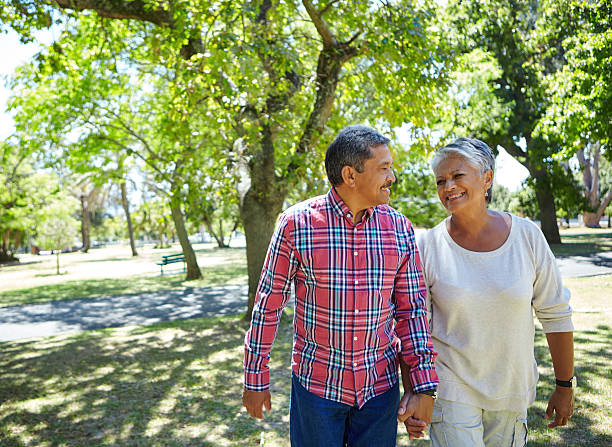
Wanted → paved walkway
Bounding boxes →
[0,285,248,342]
[1,253,611,342]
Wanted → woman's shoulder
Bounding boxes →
[417,219,448,251]
[508,214,547,239]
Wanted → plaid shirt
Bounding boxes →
[244,188,437,408]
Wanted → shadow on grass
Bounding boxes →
[0,311,293,446]
[1,314,609,446]
[0,264,247,308]
[528,326,612,446]
[551,231,612,257]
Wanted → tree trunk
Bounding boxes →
[583,189,612,228]
[2,230,9,254]
[240,187,286,321]
[170,198,202,280]
[533,173,562,244]
[120,182,138,256]
[202,215,229,248]
[56,251,60,275]
[80,195,91,252]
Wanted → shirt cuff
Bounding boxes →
[244,368,270,391]
[541,318,574,334]
[409,365,439,393]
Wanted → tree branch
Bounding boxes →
[53,0,174,26]
[302,0,336,48]
[319,0,341,17]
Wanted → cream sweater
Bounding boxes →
[417,214,573,414]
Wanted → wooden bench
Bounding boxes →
[157,253,186,275]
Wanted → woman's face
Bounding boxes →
[434,155,492,213]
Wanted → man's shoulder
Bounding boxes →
[281,195,328,221]
[375,204,411,227]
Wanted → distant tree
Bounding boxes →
[3,0,450,319]
[576,143,612,228]
[0,144,65,262]
[134,198,175,248]
[489,184,515,214]
[391,149,447,229]
[36,200,80,274]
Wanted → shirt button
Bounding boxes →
[354,336,358,341]
[353,362,357,367]
[355,280,359,285]
[355,309,359,314]
[354,251,358,256]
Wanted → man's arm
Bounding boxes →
[394,221,438,428]
[243,213,297,418]
[397,354,430,439]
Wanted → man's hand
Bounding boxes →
[242,389,272,419]
[398,392,434,440]
[545,387,574,428]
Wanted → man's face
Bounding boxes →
[353,144,396,208]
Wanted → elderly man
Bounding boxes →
[243,125,438,446]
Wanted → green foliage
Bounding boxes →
[0,0,57,42]
[515,164,588,221]
[489,183,519,214]
[0,144,74,259]
[35,197,80,251]
[390,148,447,228]
[90,214,127,243]
[134,197,175,246]
[537,0,612,155]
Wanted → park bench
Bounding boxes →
[157,253,186,275]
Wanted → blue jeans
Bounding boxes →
[290,374,400,447]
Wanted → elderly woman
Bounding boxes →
[398,138,575,446]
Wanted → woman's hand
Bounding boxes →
[398,391,432,439]
[545,386,574,428]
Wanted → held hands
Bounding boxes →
[242,389,272,419]
[397,390,434,440]
[545,386,574,428]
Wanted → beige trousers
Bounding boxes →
[429,398,528,447]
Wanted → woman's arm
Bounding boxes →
[545,331,575,428]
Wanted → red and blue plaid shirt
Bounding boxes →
[244,188,437,407]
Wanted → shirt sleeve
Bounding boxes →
[531,226,574,333]
[244,212,298,391]
[394,220,439,392]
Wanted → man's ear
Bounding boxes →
[341,165,357,187]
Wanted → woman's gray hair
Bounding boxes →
[432,137,496,203]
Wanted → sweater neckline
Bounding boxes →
[441,213,516,257]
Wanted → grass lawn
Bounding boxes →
[551,228,612,257]
[0,245,247,307]
[0,275,610,446]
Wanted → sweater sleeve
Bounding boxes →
[530,224,574,333]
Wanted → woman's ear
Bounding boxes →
[484,169,493,191]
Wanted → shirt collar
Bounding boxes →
[327,187,374,224]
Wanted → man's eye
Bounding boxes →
[436,180,444,186]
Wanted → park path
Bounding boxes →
[1,252,611,342]
[0,285,248,342]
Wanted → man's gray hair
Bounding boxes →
[432,137,496,203]
[325,125,390,186]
